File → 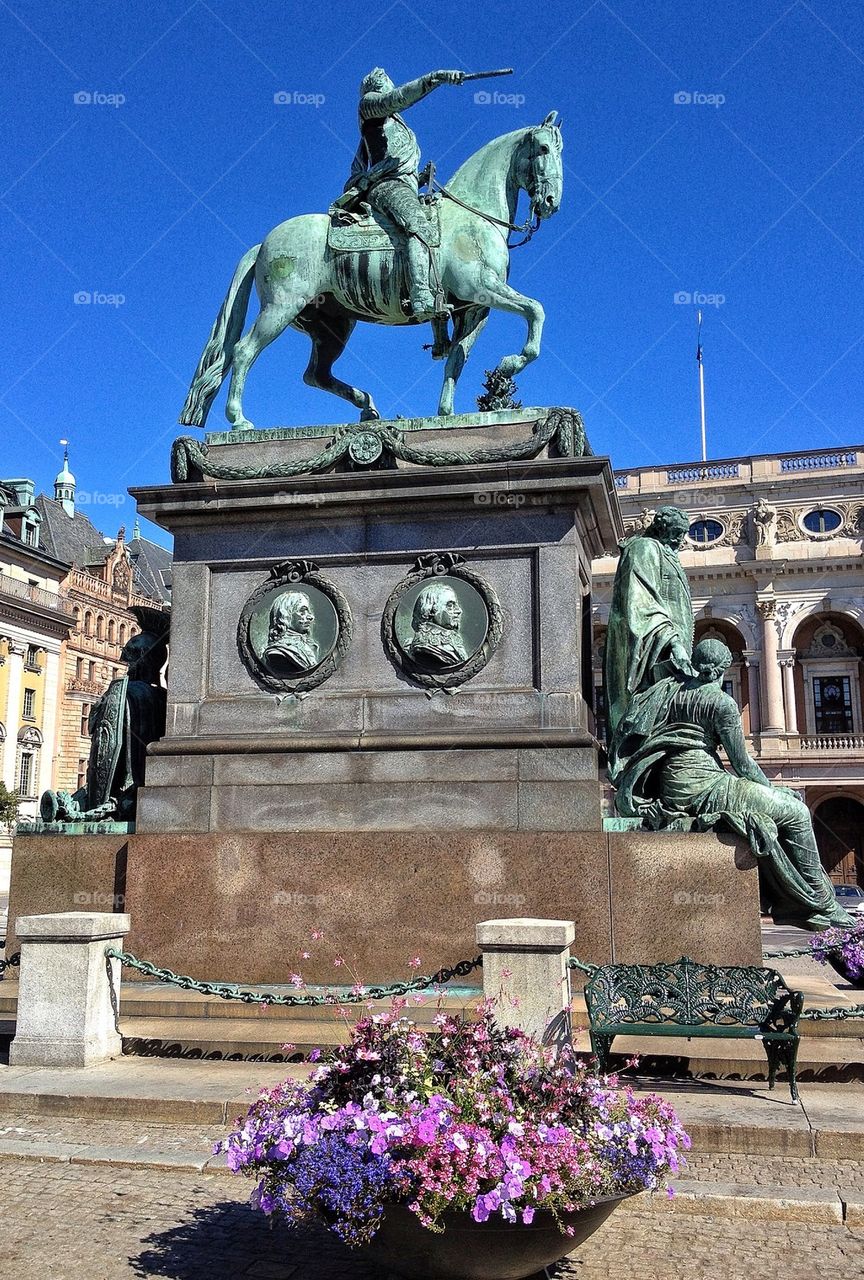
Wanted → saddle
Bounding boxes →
[326,198,442,253]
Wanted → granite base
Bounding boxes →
[7,830,761,984]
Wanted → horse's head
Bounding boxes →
[517,112,564,220]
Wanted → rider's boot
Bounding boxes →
[405,235,438,321]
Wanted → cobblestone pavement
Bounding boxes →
[4,1113,864,1196]
[1,1161,863,1280]
[0,1115,226,1156]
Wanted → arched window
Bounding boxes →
[73,606,81,632]
[108,619,116,644]
[118,623,127,645]
[84,611,93,637]
[16,726,42,798]
[96,615,105,641]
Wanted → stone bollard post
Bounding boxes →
[476,917,576,1045]
[10,912,131,1068]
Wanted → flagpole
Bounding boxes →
[696,309,707,463]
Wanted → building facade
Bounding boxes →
[593,445,864,889]
[34,457,172,795]
[0,480,74,879]
[0,455,171,878]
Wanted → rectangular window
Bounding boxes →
[22,687,36,719]
[80,704,90,737]
[77,758,87,790]
[722,679,736,704]
[813,676,853,733]
[18,753,33,796]
[594,684,607,745]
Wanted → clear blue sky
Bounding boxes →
[2,0,862,544]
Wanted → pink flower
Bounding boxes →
[334,956,345,968]
[408,956,422,969]
[311,929,325,940]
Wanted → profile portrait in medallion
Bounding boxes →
[383,555,504,690]
[263,590,319,675]
[407,581,469,668]
[238,560,352,695]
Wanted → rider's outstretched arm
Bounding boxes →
[360,70,464,120]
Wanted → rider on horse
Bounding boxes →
[340,66,465,322]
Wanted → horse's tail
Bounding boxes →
[179,244,261,427]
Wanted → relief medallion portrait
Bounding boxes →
[384,554,503,690]
[238,560,352,694]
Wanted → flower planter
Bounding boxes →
[826,951,864,989]
[360,1197,628,1280]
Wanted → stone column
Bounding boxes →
[476,917,575,1044]
[778,650,798,734]
[10,912,130,1067]
[757,601,785,736]
[1,639,24,790]
[39,647,62,794]
[742,651,761,734]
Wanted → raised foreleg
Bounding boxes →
[469,278,545,379]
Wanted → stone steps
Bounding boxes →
[0,1077,862,1229]
[2,966,861,1076]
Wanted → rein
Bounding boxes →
[430,175,541,249]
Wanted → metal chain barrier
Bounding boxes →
[104,949,482,1006]
[0,952,20,976]
[568,957,598,976]
[801,1005,864,1020]
[762,946,813,959]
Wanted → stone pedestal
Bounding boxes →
[3,413,763,990]
[477,917,575,1043]
[130,413,620,835]
[10,912,129,1067]
[7,828,761,984]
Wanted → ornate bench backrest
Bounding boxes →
[584,956,801,1031]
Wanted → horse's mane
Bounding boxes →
[444,128,533,197]
[445,121,563,199]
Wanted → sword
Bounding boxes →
[460,68,514,81]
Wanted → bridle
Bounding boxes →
[426,128,559,249]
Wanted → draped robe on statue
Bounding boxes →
[608,676,852,930]
[604,534,694,754]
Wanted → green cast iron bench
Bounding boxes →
[583,955,804,1101]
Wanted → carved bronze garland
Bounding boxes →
[237,559,352,695]
[382,553,504,691]
[170,407,589,483]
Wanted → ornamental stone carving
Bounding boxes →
[237,560,352,695]
[382,553,503,690]
[750,499,776,547]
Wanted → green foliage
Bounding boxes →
[0,783,21,832]
[476,367,522,412]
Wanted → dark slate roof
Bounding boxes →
[128,536,172,603]
[34,495,111,567]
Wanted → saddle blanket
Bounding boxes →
[327,201,441,252]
